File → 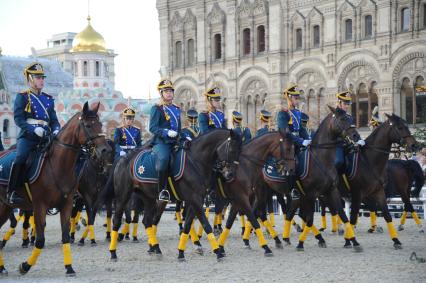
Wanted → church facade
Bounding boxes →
[157,0,426,131]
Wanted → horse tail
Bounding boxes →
[407,160,425,198]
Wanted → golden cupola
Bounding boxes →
[71,16,107,53]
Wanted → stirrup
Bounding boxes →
[159,190,170,202]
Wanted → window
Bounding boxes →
[73,62,78,76]
[257,25,265,53]
[214,34,222,60]
[313,25,320,47]
[345,19,352,41]
[95,61,100,77]
[401,8,410,31]
[175,41,182,68]
[83,61,88,77]
[365,15,373,38]
[423,4,426,28]
[3,119,9,138]
[187,39,195,66]
[296,28,302,50]
[243,28,251,55]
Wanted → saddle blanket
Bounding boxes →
[0,150,46,185]
[345,151,359,180]
[262,149,311,183]
[132,149,186,183]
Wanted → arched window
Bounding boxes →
[401,78,413,124]
[214,34,222,60]
[401,8,410,31]
[187,39,195,67]
[364,15,373,38]
[3,119,9,138]
[345,19,352,41]
[313,25,320,48]
[83,61,88,77]
[95,61,100,77]
[257,25,265,53]
[423,4,426,28]
[73,62,78,76]
[415,76,426,124]
[307,89,317,120]
[295,28,303,50]
[243,28,251,55]
[175,41,182,68]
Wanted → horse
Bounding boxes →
[214,129,296,256]
[103,128,242,262]
[0,209,34,249]
[0,102,111,276]
[282,106,363,251]
[340,114,417,249]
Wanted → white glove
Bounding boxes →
[302,140,311,147]
[357,139,366,147]
[186,136,192,141]
[53,130,59,136]
[167,130,178,138]
[119,151,126,156]
[34,127,45,138]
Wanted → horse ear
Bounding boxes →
[83,102,89,115]
[384,113,391,119]
[327,105,336,114]
[93,102,100,114]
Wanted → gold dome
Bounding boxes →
[71,16,107,53]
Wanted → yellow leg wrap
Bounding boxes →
[218,228,230,246]
[255,228,268,246]
[81,226,89,239]
[106,217,112,233]
[331,215,338,232]
[269,213,275,227]
[189,223,200,243]
[263,220,278,238]
[301,220,306,230]
[16,214,21,222]
[240,215,246,228]
[178,233,189,251]
[371,212,377,228]
[89,225,95,240]
[132,223,138,238]
[70,217,76,234]
[176,211,183,225]
[387,222,398,239]
[153,225,158,237]
[22,228,29,240]
[321,215,327,230]
[242,221,252,240]
[213,214,218,226]
[75,211,81,224]
[412,212,422,226]
[0,252,4,266]
[291,218,295,225]
[109,230,118,251]
[283,219,292,239]
[3,227,15,241]
[207,233,219,251]
[217,212,223,225]
[400,211,407,225]
[337,215,343,225]
[146,227,158,245]
[121,223,130,235]
[62,243,72,266]
[205,207,210,217]
[27,247,42,266]
[298,226,310,242]
[345,222,355,239]
[311,225,320,236]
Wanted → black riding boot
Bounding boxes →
[7,163,25,204]
[158,170,170,202]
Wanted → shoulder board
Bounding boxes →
[19,89,30,95]
[42,92,52,98]
[172,103,180,108]
[133,126,141,130]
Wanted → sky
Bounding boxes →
[0,0,161,99]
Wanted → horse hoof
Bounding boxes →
[319,228,325,232]
[178,250,185,261]
[282,238,291,246]
[318,242,327,248]
[367,228,375,233]
[132,238,140,243]
[353,245,363,253]
[397,225,404,231]
[344,244,352,249]
[78,241,85,247]
[216,253,225,262]
[195,247,204,255]
[110,250,118,262]
[178,257,186,262]
[90,240,97,247]
[0,241,6,249]
[419,229,425,234]
[19,262,31,275]
[393,243,402,250]
[296,247,304,252]
[377,227,384,233]
[0,266,8,276]
[275,242,283,249]
[65,265,76,277]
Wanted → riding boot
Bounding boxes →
[7,163,25,204]
[158,170,170,202]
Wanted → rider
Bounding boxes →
[301,112,315,138]
[335,90,365,188]
[199,87,227,134]
[149,79,181,202]
[7,62,61,204]
[113,107,142,159]
[181,108,199,141]
[368,106,380,130]
[255,109,272,137]
[231,111,251,142]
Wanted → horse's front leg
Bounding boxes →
[177,205,196,261]
[217,204,239,254]
[59,197,76,276]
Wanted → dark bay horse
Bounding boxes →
[214,129,295,256]
[283,106,362,251]
[341,114,417,249]
[106,129,242,262]
[0,102,111,276]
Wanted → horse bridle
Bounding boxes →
[331,113,358,145]
[215,137,240,174]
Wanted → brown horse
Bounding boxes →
[342,114,417,249]
[215,129,295,256]
[0,102,111,276]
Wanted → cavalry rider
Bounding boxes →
[149,79,181,202]
[199,87,227,134]
[181,108,199,141]
[334,90,365,188]
[7,62,61,204]
[301,112,315,138]
[113,107,142,158]
[368,106,380,130]
[255,109,272,137]
[277,84,311,151]
[231,111,251,142]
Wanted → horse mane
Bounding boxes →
[312,112,332,143]
[243,131,278,145]
[195,128,229,139]
[365,120,387,143]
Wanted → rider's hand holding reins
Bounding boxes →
[167,130,178,138]
[302,140,311,147]
[357,140,366,147]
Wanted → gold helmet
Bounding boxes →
[157,79,174,92]
[24,62,45,82]
[204,86,222,100]
[336,90,352,104]
[283,84,301,99]
[232,111,243,123]
[122,107,136,117]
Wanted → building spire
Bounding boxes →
[87,0,91,23]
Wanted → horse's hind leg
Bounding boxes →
[375,189,402,249]
[177,205,196,261]
[0,211,17,249]
[59,198,77,276]
[0,204,13,275]
[217,204,239,254]
[21,210,31,248]
[401,195,423,232]
[175,201,183,234]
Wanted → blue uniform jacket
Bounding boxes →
[233,126,252,142]
[181,125,199,140]
[277,109,309,146]
[113,125,142,152]
[14,90,60,140]
[256,126,271,137]
[199,110,226,134]
[149,103,181,144]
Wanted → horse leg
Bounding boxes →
[109,200,126,261]
[175,201,183,234]
[257,198,282,249]
[177,206,196,261]
[21,210,31,248]
[0,205,12,275]
[19,204,47,275]
[29,211,36,246]
[118,206,131,242]
[59,198,77,276]
[296,194,317,251]
[85,203,98,246]
[402,195,423,233]
[69,204,79,243]
[365,199,378,233]
[282,197,299,245]
[217,204,239,254]
[197,204,210,239]
[375,189,402,249]
[105,200,112,241]
[141,196,162,257]
[319,198,327,231]
[78,209,90,246]
[0,210,17,249]
[131,204,140,243]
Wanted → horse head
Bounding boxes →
[327,105,361,143]
[384,113,417,152]
[215,129,243,181]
